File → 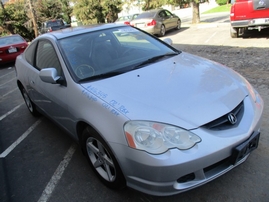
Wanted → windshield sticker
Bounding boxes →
[86,85,107,99]
[82,86,130,116]
[109,100,129,115]
[82,90,97,102]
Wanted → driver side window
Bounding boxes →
[36,40,62,75]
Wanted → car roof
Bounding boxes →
[141,8,163,13]
[40,23,130,39]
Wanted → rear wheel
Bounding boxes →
[22,88,40,116]
[159,24,166,37]
[82,127,126,189]
[230,26,239,38]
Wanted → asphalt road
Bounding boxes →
[1,14,269,202]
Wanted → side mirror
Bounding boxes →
[163,38,173,45]
[39,68,61,84]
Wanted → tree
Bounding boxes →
[36,0,63,23]
[26,0,39,38]
[142,0,165,10]
[72,0,122,25]
[0,0,34,39]
[102,0,123,22]
[191,0,200,24]
[59,0,73,24]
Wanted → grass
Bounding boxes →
[202,4,231,14]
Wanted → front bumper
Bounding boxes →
[110,94,263,196]
[231,18,269,29]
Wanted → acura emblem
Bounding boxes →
[228,113,237,125]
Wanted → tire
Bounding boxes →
[82,127,126,189]
[159,24,166,37]
[175,20,181,30]
[230,26,238,38]
[22,88,40,116]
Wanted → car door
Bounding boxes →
[158,10,172,30]
[164,10,178,29]
[28,39,75,133]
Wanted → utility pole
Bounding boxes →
[27,0,39,37]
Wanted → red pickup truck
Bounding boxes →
[230,0,269,38]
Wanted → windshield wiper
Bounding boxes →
[79,71,124,82]
[133,52,180,69]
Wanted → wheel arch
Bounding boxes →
[17,80,24,93]
[76,121,116,156]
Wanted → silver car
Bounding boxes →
[15,24,263,196]
[130,9,181,36]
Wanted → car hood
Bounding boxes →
[81,52,249,129]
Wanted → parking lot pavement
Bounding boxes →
[1,21,269,201]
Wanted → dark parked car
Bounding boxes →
[0,34,28,65]
[130,9,181,36]
[39,19,71,34]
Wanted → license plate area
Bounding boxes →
[8,47,17,53]
[254,19,265,24]
[136,23,145,28]
[230,131,260,165]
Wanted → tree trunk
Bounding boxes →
[191,1,200,24]
[28,0,39,37]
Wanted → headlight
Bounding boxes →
[124,121,201,154]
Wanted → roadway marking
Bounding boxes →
[0,70,14,79]
[0,119,42,158]
[38,143,77,202]
[0,77,16,87]
[0,103,24,121]
[1,87,19,98]
[205,31,217,44]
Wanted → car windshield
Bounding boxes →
[0,35,25,46]
[58,26,180,82]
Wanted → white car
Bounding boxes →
[115,14,139,25]
[15,24,263,196]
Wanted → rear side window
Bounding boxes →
[136,11,156,19]
[25,41,37,66]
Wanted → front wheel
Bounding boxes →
[82,127,126,189]
[175,20,181,30]
[22,88,40,116]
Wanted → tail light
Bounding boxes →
[48,27,53,32]
[230,5,235,20]
[124,21,130,25]
[146,19,156,26]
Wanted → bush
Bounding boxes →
[216,0,228,5]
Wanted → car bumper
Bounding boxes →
[137,26,160,35]
[231,18,269,29]
[0,52,23,64]
[110,95,263,196]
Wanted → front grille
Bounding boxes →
[202,101,244,130]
